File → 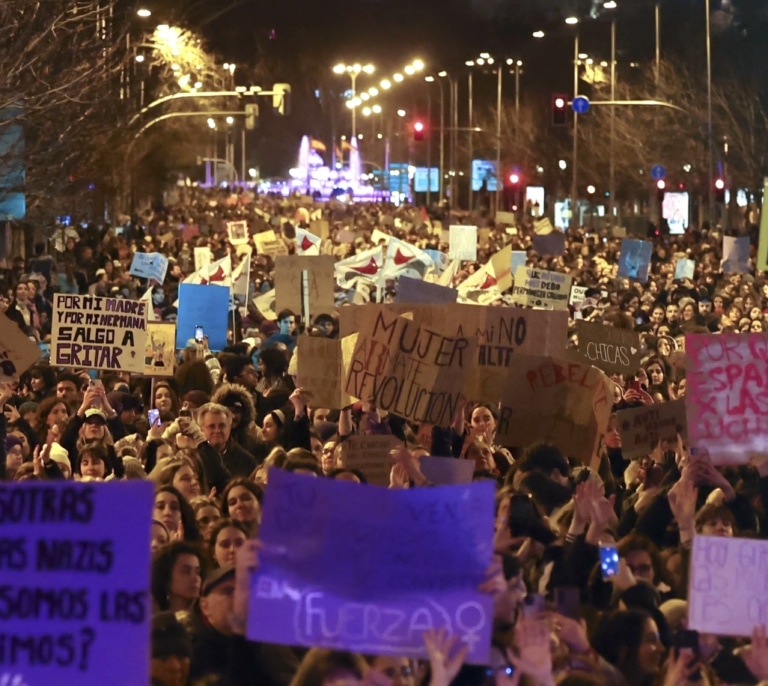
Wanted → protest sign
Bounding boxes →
[274,255,335,317]
[689,534,768,637]
[396,275,457,305]
[674,258,695,281]
[51,295,148,373]
[309,219,330,240]
[339,434,401,486]
[253,289,276,320]
[253,229,288,258]
[617,239,653,282]
[533,217,554,235]
[511,266,572,311]
[576,321,643,375]
[758,177,768,272]
[532,232,566,256]
[247,469,494,663]
[721,236,750,274]
[510,251,526,276]
[615,399,687,459]
[570,285,588,308]
[449,225,478,261]
[612,226,628,238]
[496,354,613,464]
[496,211,516,225]
[176,283,230,352]
[420,456,475,485]
[1,480,153,685]
[296,335,356,410]
[0,312,41,380]
[226,220,250,245]
[129,252,169,283]
[344,308,477,427]
[143,321,176,377]
[193,246,211,273]
[489,245,513,293]
[685,332,768,464]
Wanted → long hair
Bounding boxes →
[289,649,367,686]
[150,541,206,612]
[155,485,202,543]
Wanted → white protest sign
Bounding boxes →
[449,225,478,261]
[194,246,212,273]
[569,285,588,307]
[128,252,169,283]
[51,294,148,373]
[226,220,250,245]
[511,266,572,311]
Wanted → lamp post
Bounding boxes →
[705,0,714,228]
[571,30,580,230]
[333,62,375,140]
[608,5,618,226]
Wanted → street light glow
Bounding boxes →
[424,75,435,82]
[136,8,151,17]
[437,71,448,77]
[333,64,345,74]
[362,64,375,74]
[135,54,145,63]
[360,92,369,101]
[559,159,568,170]
[479,53,490,59]
[226,116,234,125]
[587,184,596,194]
[533,30,545,38]
[397,109,406,117]
[715,178,725,190]
[604,0,618,8]
[362,106,372,116]
[404,65,415,75]
[207,118,216,129]
[554,96,566,109]
[368,87,378,96]
[393,73,404,82]
[412,59,425,71]
[372,104,382,114]
[380,79,391,89]
[565,16,579,24]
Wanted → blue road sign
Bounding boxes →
[651,164,666,180]
[572,96,590,114]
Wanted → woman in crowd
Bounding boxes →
[221,477,263,538]
[153,485,202,543]
[151,541,206,613]
[208,518,248,568]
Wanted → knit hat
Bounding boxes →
[260,320,278,337]
[122,456,147,480]
[6,436,22,452]
[48,442,72,474]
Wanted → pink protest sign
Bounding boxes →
[686,332,768,464]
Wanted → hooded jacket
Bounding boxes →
[211,383,268,464]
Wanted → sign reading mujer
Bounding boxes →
[51,295,148,374]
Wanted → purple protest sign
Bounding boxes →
[247,469,495,663]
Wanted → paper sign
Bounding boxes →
[274,255,335,317]
[615,399,688,459]
[449,225,478,261]
[296,335,355,410]
[495,211,516,225]
[420,456,475,485]
[0,312,41,380]
[685,332,768,464]
[721,236,750,274]
[511,267,572,311]
[569,285,587,308]
[1,480,153,685]
[129,252,169,283]
[194,246,211,273]
[247,469,494,663]
[617,239,653,283]
[689,534,768,637]
[51,295,148,373]
[254,230,288,258]
[758,177,768,272]
[534,218,554,235]
[576,321,643,375]
[532,232,565,256]
[510,251,526,276]
[176,283,230,352]
[226,220,249,245]
[144,321,176,377]
[396,275,457,305]
[674,258,695,281]
[496,354,613,464]
[339,434,401,486]
[309,219,330,240]
[253,289,276,321]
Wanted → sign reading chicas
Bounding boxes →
[686,333,768,464]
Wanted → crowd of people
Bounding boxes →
[3,186,768,686]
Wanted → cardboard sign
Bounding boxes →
[510,251,526,276]
[689,534,768,637]
[532,232,565,256]
[533,217,555,235]
[511,267,572,311]
[569,285,588,308]
[495,211,516,225]
[617,239,653,283]
[143,321,176,377]
[0,312,41,380]
[1,480,154,685]
[674,258,695,281]
[420,456,475,485]
[309,219,330,240]
[396,275,457,305]
[758,177,768,272]
[449,225,478,261]
[296,335,356,410]
[247,469,494,663]
[51,295,148,373]
[339,434,401,486]
[496,354,613,463]
[129,252,169,283]
[576,321,643,375]
[274,255,335,317]
[343,309,477,427]
[226,220,249,245]
[252,289,276,321]
[176,284,230,352]
[193,246,211,273]
[721,236,750,274]
[685,332,768,464]
[616,399,688,459]
[253,229,288,258]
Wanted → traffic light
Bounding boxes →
[413,120,425,141]
[245,103,259,130]
[715,178,726,203]
[509,172,520,185]
[272,83,291,115]
[656,179,666,202]
[552,94,568,126]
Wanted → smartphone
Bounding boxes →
[599,544,620,579]
[147,408,160,427]
[194,325,204,343]
[89,379,103,390]
[554,586,582,621]
[508,494,536,535]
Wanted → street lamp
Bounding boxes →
[533,30,545,38]
[136,8,151,17]
[332,62,375,139]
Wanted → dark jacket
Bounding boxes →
[211,383,268,463]
[196,441,232,493]
[220,439,257,478]
[60,413,126,478]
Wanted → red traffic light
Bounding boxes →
[554,96,566,109]
[715,178,725,190]
[413,120,425,141]
[413,121,424,132]
[656,179,666,190]
[509,173,520,184]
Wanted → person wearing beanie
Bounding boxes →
[5,435,23,479]
[150,611,193,686]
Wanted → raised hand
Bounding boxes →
[668,477,698,541]
[423,627,468,686]
[509,617,554,686]
[740,624,768,681]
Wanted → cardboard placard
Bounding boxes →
[226,220,250,245]
[395,275,457,305]
[253,229,288,258]
[129,252,169,283]
[247,469,494,663]
[448,225,478,261]
[0,312,41,380]
[721,236,750,274]
[51,295,148,373]
[495,211,516,225]
[143,321,176,377]
[489,245,513,293]
[296,335,356,410]
[339,434,401,486]
[674,258,695,281]
[176,284,230,352]
[2,481,154,685]
[576,321,643,375]
[274,255,335,317]
[569,285,588,308]
[615,399,688,459]
[617,239,653,283]
[193,246,212,273]
[510,251,526,276]
[309,219,330,240]
[511,267,572,311]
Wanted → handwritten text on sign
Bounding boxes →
[511,267,572,311]
[0,481,154,686]
[51,295,147,373]
[686,333,768,464]
[247,469,494,663]
[616,399,687,460]
[689,534,768,637]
